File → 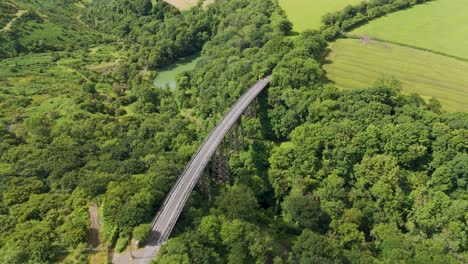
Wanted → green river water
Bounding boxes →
[153,53,201,89]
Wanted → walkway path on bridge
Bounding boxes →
[112,76,271,264]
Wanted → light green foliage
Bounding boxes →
[56,208,89,249]
[0,191,89,263]
[430,153,468,197]
[329,209,366,249]
[354,155,405,220]
[278,0,362,32]
[0,221,56,264]
[351,0,468,59]
[115,232,130,253]
[268,70,468,262]
[324,39,468,112]
[157,231,222,264]
[1,0,467,263]
[2,176,46,206]
[316,173,346,219]
[268,142,295,200]
[133,223,152,243]
[0,0,110,58]
[282,191,321,230]
[268,31,327,138]
[159,216,273,264]
[371,223,412,262]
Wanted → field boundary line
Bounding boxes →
[345,34,468,63]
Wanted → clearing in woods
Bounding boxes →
[162,0,214,10]
[351,0,468,59]
[323,39,468,112]
[278,0,362,32]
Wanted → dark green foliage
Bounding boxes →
[158,0,467,263]
[320,0,434,40]
[86,0,216,69]
[282,192,321,230]
[288,229,337,264]
[216,184,259,222]
[267,82,468,262]
[158,216,274,264]
[1,0,466,263]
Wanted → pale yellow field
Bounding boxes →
[163,0,214,10]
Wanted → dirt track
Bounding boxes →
[0,9,27,32]
[89,204,101,248]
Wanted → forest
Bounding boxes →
[0,0,466,263]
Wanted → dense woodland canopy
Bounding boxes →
[319,0,434,40]
[0,0,466,263]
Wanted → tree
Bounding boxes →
[216,184,259,222]
[133,223,152,243]
[220,219,273,264]
[0,221,57,264]
[329,208,366,249]
[2,177,47,206]
[429,153,468,198]
[135,0,152,16]
[288,229,336,264]
[158,232,222,264]
[353,154,406,222]
[197,215,221,245]
[371,223,411,263]
[282,191,321,230]
[24,113,53,143]
[56,209,89,249]
[81,81,97,94]
[316,172,346,219]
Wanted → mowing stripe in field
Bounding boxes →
[351,0,468,60]
[279,0,361,32]
[324,39,468,112]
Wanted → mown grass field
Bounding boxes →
[323,39,468,112]
[351,0,468,59]
[278,0,361,32]
[162,0,214,10]
[163,0,197,10]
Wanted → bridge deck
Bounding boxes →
[112,76,270,264]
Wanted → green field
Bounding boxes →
[153,53,200,89]
[351,0,468,59]
[323,39,468,112]
[278,0,361,32]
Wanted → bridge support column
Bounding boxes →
[244,100,257,119]
[197,166,211,199]
[212,142,230,183]
[234,119,243,153]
